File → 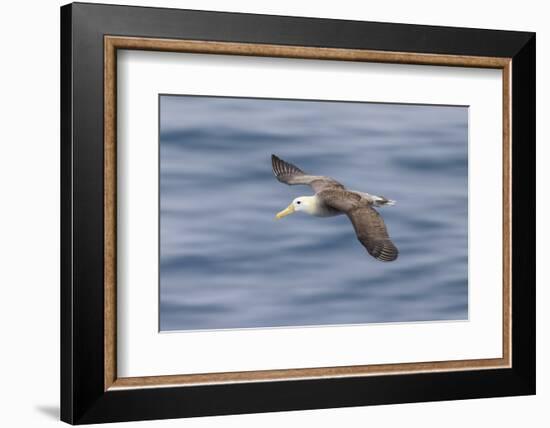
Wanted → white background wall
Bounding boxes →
[0,0,545,426]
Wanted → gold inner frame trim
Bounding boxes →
[104,35,512,391]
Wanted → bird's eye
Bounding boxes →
[296,201,301,205]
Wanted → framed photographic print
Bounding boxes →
[60,2,535,424]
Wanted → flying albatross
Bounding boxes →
[272,154,398,262]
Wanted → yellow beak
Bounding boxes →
[275,204,295,219]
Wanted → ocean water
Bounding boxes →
[159,95,468,331]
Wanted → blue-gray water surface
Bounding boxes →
[160,95,468,331]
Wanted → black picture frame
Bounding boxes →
[61,2,535,424]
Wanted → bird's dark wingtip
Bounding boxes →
[374,244,399,262]
[271,155,281,177]
[271,154,305,179]
[271,155,285,173]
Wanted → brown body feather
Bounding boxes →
[318,189,398,261]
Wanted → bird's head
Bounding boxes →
[275,196,315,219]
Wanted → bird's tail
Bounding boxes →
[373,195,396,207]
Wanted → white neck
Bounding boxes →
[302,196,340,217]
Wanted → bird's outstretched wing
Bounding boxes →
[271,154,343,193]
[347,206,398,262]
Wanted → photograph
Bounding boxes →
[55,2,536,425]
[159,95,469,331]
